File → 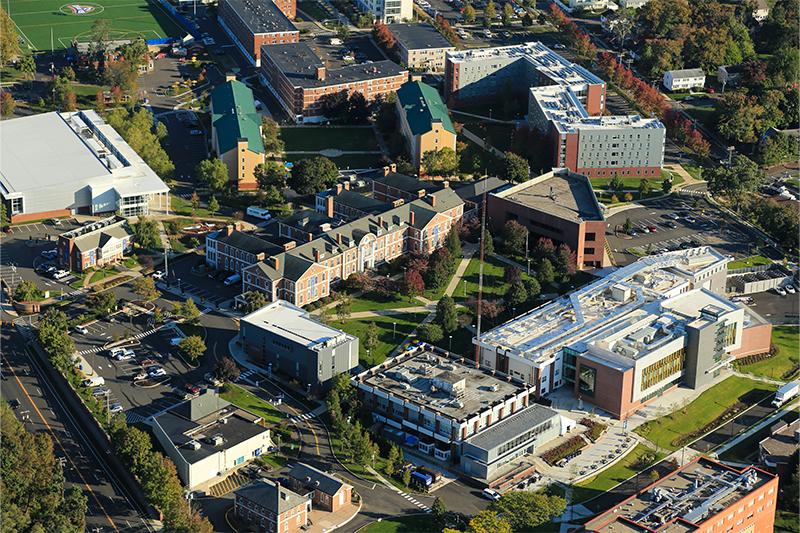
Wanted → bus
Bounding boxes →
[246,206,271,220]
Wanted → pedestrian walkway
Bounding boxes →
[366,466,431,513]
[711,398,800,457]
[74,324,168,356]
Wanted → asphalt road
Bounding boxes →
[2,329,153,533]
[691,391,779,453]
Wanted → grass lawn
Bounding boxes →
[220,383,284,426]
[453,254,532,304]
[590,172,683,192]
[727,255,773,269]
[775,510,800,533]
[572,444,665,503]
[684,105,716,129]
[297,0,331,20]
[361,514,440,533]
[347,292,420,313]
[170,194,213,218]
[69,272,88,289]
[735,325,800,380]
[682,164,704,181]
[635,376,777,451]
[88,267,117,284]
[280,126,379,152]
[331,313,425,367]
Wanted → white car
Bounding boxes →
[109,403,124,414]
[148,367,166,377]
[74,325,89,335]
[775,286,787,296]
[53,270,69,280]
[40,249,57,259]
[482,488,502,501]
[152,270,166,280]
[114,348,135,361]
[785,285,796,294]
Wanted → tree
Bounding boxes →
[18,54,35,88]
[525,276,541,301]
[261,116,284,154]
[426,247,454,290]
[289,156,339,195]
[87,291,118,315]
[214,357,240,382]
[0,201,8,227]
[502,220,528,255]
[482,229,494,255]
[208,195,220,215]
[255,160,287,190]
[133,216,160,250]
[533,237,555,261]
[401,468,412,486]
[446,225,462,259]
[14,280,41,301]
[489,492,566,531]
[319,90,351,121]
[364,322,379,352]
[105,108,174,179]
[662,177,673,194]
[502,2,514,25]
[554,243,576,281]
[484,0,497,25]
[420,322,444,343]
[132,276,159,301]
[463,2,476,23]
[386,443,402,476]
[336,295,352,320]
[403,269,425,296]
[178,298,200,323]
[716,92,764,144]
[0,7,20,65]
[756,132,800,166]
[505,280,528,307]
[244,290,269,312]
[196,159,229,191]
[610,175,625,191]
[422,148,459,176]
[0,90,15,117]
[504,151,530,182]
[190,191,200,212]
[521,12,533,26]
[179,335,206,362]
[538,258,555,285]
[623,217,633,234]
[638,178,651,197]
[467,510,512,533]
[348,91,369,124]
[373,22,397,53]
[706,154,762,197]
[436,296,459,333]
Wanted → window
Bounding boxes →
[585,232,596,242]
[578,365,597,397]
[641,348,686,390]
[10,197,23,215]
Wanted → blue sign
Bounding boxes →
[284,162,294,170]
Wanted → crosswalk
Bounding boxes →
[75,325,166,356]
[236,368,258,383]
[289,412,315,423]
[398,490,431,512]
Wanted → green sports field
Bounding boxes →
[9,0,184,51]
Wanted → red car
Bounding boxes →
[139,358,157,367]
[184,383,201,395]
[647,225,658,233]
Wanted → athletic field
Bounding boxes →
[8,0,184,51]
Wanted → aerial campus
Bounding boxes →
[0,0,798,531]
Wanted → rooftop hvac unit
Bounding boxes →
[187,440,201,450]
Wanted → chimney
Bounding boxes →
[409,210,415,226]
[382,165,391,177]
[442,180,449,189]
[390,163,397,173]
[225,73,236,82]
[336,233,342,245]
[314,248,321,262]
[283,241,296,251]
[411,74,423,82]
[316,66,326,80]
[326,195,334,218]
[307,232,314,242]
[225,224,234,237]
[428,195,437,207]
[336,183,343,195]
[271,256,280,270]
[377,215,383,228]
[343,181,350,191]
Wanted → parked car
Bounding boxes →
[647,225,658,233]
[774,286,787,296]
[152,270,166,280]
[40,249,57,259]
[109,403,124,413]
[482,488,502,501]
[553,43,566,49]
[113,348,135,361]
[170,337,183,346]
[52,270,69,280]
[204,372,223,387]
[189,129,203,136]
[785,284,796,294]
[133,371,147,381]
[73,325,89,335]
[663,221,678,229]
[684,215,697,224]
[8,399,20,410]
[92,386,109,397]
[48,218,63,226]
[139,358,157,367]
[639,226,650,234]
[148,366,166,377]
[224,273,241,286]
[185,383,201,395]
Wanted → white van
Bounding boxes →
[482,488,501,501]
[224,273,241,286]
[82,376,105,388]
[246,206,271,220]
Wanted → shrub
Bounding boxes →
[580,417,607,442]
[541,435,586,465]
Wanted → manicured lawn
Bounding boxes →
[572,444,665,503]
[682,164,704,181]
[684,105,716,129]
[727,255,773,269]
[634,376,777,451]
[220,383,284,426]
[331,313,425,367]
[170,194,213,218]
[590,172,683,191]
[280,126,379,152]
[347,292,421,313]
[362,514,440,533]
[453,254,532,304]
[775,510,800,533]
[735,325,800,380]
[89,268,117,284]
[297,0,331,20]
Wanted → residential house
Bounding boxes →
[287,462,353,512]
[662,68,706,91]
[57,216,133,272]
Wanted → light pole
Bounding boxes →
[448,335,452,352]
[392,322,396,340]
[463,279,467,298]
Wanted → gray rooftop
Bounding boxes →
[73,223,131,253]
[387,23,454,51]
[241,300,354,351]
[491,169,604,222]
[262,42,407,89]
[209,228,281,255]
[666,68,706,79]
[235,480,309,514]
[465,404,559,452]
[288,462,346,495]
[372,172,442,194]
[223,0,297,35]
[359,349,527,422]
[334,190,389,213]
[454,177,510,203]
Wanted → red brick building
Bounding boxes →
[259,42,408,122]
[585,457,778,533]
[218,0,299,66]
[287,462,353,512]
[486,168,608,269]
[234,480,310,533]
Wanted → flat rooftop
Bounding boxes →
[477,247,732,365]
[224,0,297,34]
[262,42,407,89]
[491,169,604,222]
[357,349,529,422]
[241,300,354,351]
[387,23,454,51]
[585,458,775,533]
[0,110,168,198]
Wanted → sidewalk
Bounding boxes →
[711,398,800,457]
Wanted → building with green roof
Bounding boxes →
[210,79,265,191]
[395,79,457,170]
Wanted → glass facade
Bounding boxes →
[640,347,686,391]
[578,365,597,397]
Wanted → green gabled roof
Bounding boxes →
[210,80,265,155]
[396,80,456,137]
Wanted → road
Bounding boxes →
[1,329,153,533]
[690,390,780,453]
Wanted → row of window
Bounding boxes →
[640,347,686,391]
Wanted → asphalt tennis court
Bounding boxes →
[9,0,183,50]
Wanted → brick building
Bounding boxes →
[57,216,133,272]
[218,0,299,66]
[316,182,389,220]
[234,480,310,533]
[287,462,353,512]
[259,42,408,122]
[486,169,608,269]
[387,23,454,72]
[371,166,443,203]
[205,225,281,274]
[584,457,778,533]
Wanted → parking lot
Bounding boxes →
[606,196,759,266]
[160,252,244,309]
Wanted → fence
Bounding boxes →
[154,0,201,38]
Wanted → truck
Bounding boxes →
[410,470,433,487]
[82,376,105,388]
[772,380,799,407]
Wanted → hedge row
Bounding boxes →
[541,435,586,466]
[581,417,608,443]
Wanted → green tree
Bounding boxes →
[0,201,8,227]
[538,258,555,285]
[336,295,352,320]
[482,229,494,255]
[87,291,117,315]
[638,178,651,197]
[255,160,287,190]
[196,158,229,191]
[716,92,764,144]
[191,192,200,212]
[446,225,462,259]
[505,280,528,307]
[132,276,159,301]
[521,12,533,26]
[244,290,269,312]
[105,108,174,179]
[623,217,633,234]
[0,7,20,65]
[467,510,512,533]
[489,492,566,531]
[432,497,447,523]
[208,195,220,215]
[463,2,476,23]
[662,177,673,194]
[386,443,402,476]
[18,55,35,86]
[401,468,411,486]
[502,2,514,25]
[756,132,800,166]
[422,147,459,176]
[484,0,497,25]
[133,216,160,250]
[610,174,625,191]
[364,321,379,352]
[502,219,528,255]
[289,156,339,195]
[14,280,41,301]
[179,335,206,362]
[420,322,444,343]
[261,116,284,154]
[706,154,762,197]
[436,295,459,333]
[525,276,541,301]
[504,151,530,182]
[178,298,201,323]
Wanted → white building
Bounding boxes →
[151,389,272,490]
[0,110,170,224]
[355,0,412,23]
[662,68,706,92]
[752,0,769,22]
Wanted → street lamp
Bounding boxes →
[463,279,467,298]
[448,335,452,352]
[392,321,396,340]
